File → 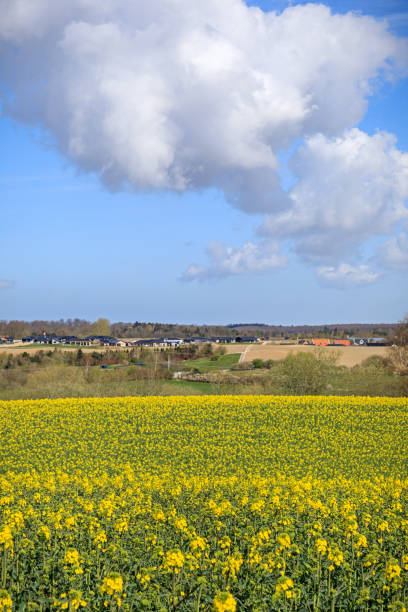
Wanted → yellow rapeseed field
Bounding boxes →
[0,395,407,611]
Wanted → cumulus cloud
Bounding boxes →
[182,240,287,281]
[316,264,378,288]
[260,129,408,261]
[380,232,408,270]
[0,0,407,280]
[0,2,406,196]
[0,279,15,289]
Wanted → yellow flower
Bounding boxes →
[64,549,79,565]
[37,525,51,541]
[64,517,76,529]
[174,517,188,531]
[163,549,185,572]
[213,591,236,612]
[114,517,128,533]
[68,590,87,610]
[275,577,295,599]
[0,526,13,550]
[272,494,280,506]
[386,561,401,582]
[190,536,206,552]
[315,538,328,555]
[328,544,343,567]
[101,573,123,595]
[93,531,107,548]
[223,553,243,580]
[355,534,367,548]
[219,536,231,550]
[137,574,151,589]
[250,500,265,513]
[56,591,87,611]
[8,512,24,530]
[257,529,271,544]
[0,590,12,612]
[277,533,291,550]
[153,509,165,521]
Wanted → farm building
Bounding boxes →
[21,335,92,346]
[134,338,183,348]
[86,336,120,346]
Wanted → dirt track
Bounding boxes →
[233,342,388,367]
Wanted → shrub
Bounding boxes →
[230,362,254,371]
[360,355,390,370]
[282,350,338,395]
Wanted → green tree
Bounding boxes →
[92,318,111,336]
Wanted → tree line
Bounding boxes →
[0,318,397,339]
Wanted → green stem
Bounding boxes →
[195,584,203,612]
[1,548,7,588]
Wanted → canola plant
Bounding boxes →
[0,395,407,611]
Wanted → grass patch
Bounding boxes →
[182,352,240,372]
[168,380,212,393]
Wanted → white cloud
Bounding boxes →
[380,232,408,270]
[0,279,15,289]
[1,1,407,282]
[182,240,288,281]
[316,263,378,288]
[0,2,406,200]
[260,129,408,261]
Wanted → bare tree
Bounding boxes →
[388,316,408,389]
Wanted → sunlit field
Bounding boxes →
[0,395,407,611]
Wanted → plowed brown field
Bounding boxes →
[0,344,111,355]
[229,342,388,367]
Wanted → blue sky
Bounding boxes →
[1,0,407,325]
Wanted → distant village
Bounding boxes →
[0,333,387,347]
[0,334,261,347]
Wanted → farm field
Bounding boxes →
[235,343,389,368]
[0,395,407,610]
[0,344,112,355]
